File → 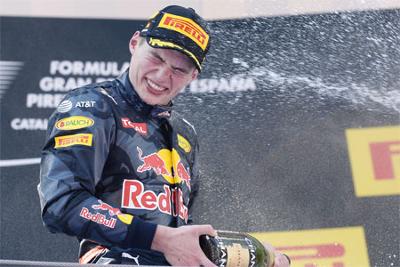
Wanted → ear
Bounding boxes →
[129,31,141,55]
[190,69,199,81]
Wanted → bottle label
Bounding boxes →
[226,243,250,267]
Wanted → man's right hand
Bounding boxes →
[151,224,217,266]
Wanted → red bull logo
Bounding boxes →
[80,207,116,229]
[121,180,188,222]
[136,146,191,190]
[176,161,191,190]
[137,147,171,176]
[92,200,121,216]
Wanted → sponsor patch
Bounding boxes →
[158,13,209,51]
[56,116,94,131]
[121,180,188,222]
[91,200,133,225]
[80,207,116,229]
[177,134,191,153]
[92,200,121,216]
[136,147,191,190]
[75,101,96,108]
[252,226,370,267]
[346,126,400,197]
[54,133,93,148]
[117,213,134,225]
[55,116,94,131]
[121,118,147,135]
[57,99,73,113]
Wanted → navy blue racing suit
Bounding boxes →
[38,70,200,265]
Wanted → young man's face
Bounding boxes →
[128,32,198,106]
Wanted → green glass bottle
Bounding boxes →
[200,230,275,267]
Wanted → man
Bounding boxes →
[38,5,289,266]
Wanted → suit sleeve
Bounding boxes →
[187,134,200,225]
[37,88,156,250]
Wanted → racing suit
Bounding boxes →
[38,70,200,265]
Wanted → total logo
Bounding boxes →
[136,146,191,190]
[121,118,148,136]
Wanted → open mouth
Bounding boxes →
[146,78,168,95]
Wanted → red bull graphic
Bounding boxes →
[121,180,188,222]
[136,146,191,190]
[176,161,191,190]
[92,200,121,216]
[80,207,117,229]
[137,147,171,176]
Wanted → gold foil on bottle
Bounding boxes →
[226,243,250,267]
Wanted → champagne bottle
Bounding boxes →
[200,230,275,267]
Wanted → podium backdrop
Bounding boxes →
[1,8,399,267]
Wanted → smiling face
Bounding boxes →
[128,31,199,106]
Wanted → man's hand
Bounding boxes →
[151,224,217,267]
[264,242,291,267]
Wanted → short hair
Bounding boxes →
[138,36,146,46]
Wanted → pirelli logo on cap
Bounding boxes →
[158,13,209,50]
[55,133,93,148]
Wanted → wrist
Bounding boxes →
[122,217,157,250]
[151,224,169,252]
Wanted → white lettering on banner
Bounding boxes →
[26,93,65,108]
[121,180,188,222]
[11,118,48,130]
[39,77,93,92]
[50,60,129,76]
[189,75,257,94]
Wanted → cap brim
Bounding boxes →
[146,37,202,71]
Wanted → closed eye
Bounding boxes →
[172,66,188,75]
[149,52,164,63]
[150,51,190,75]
